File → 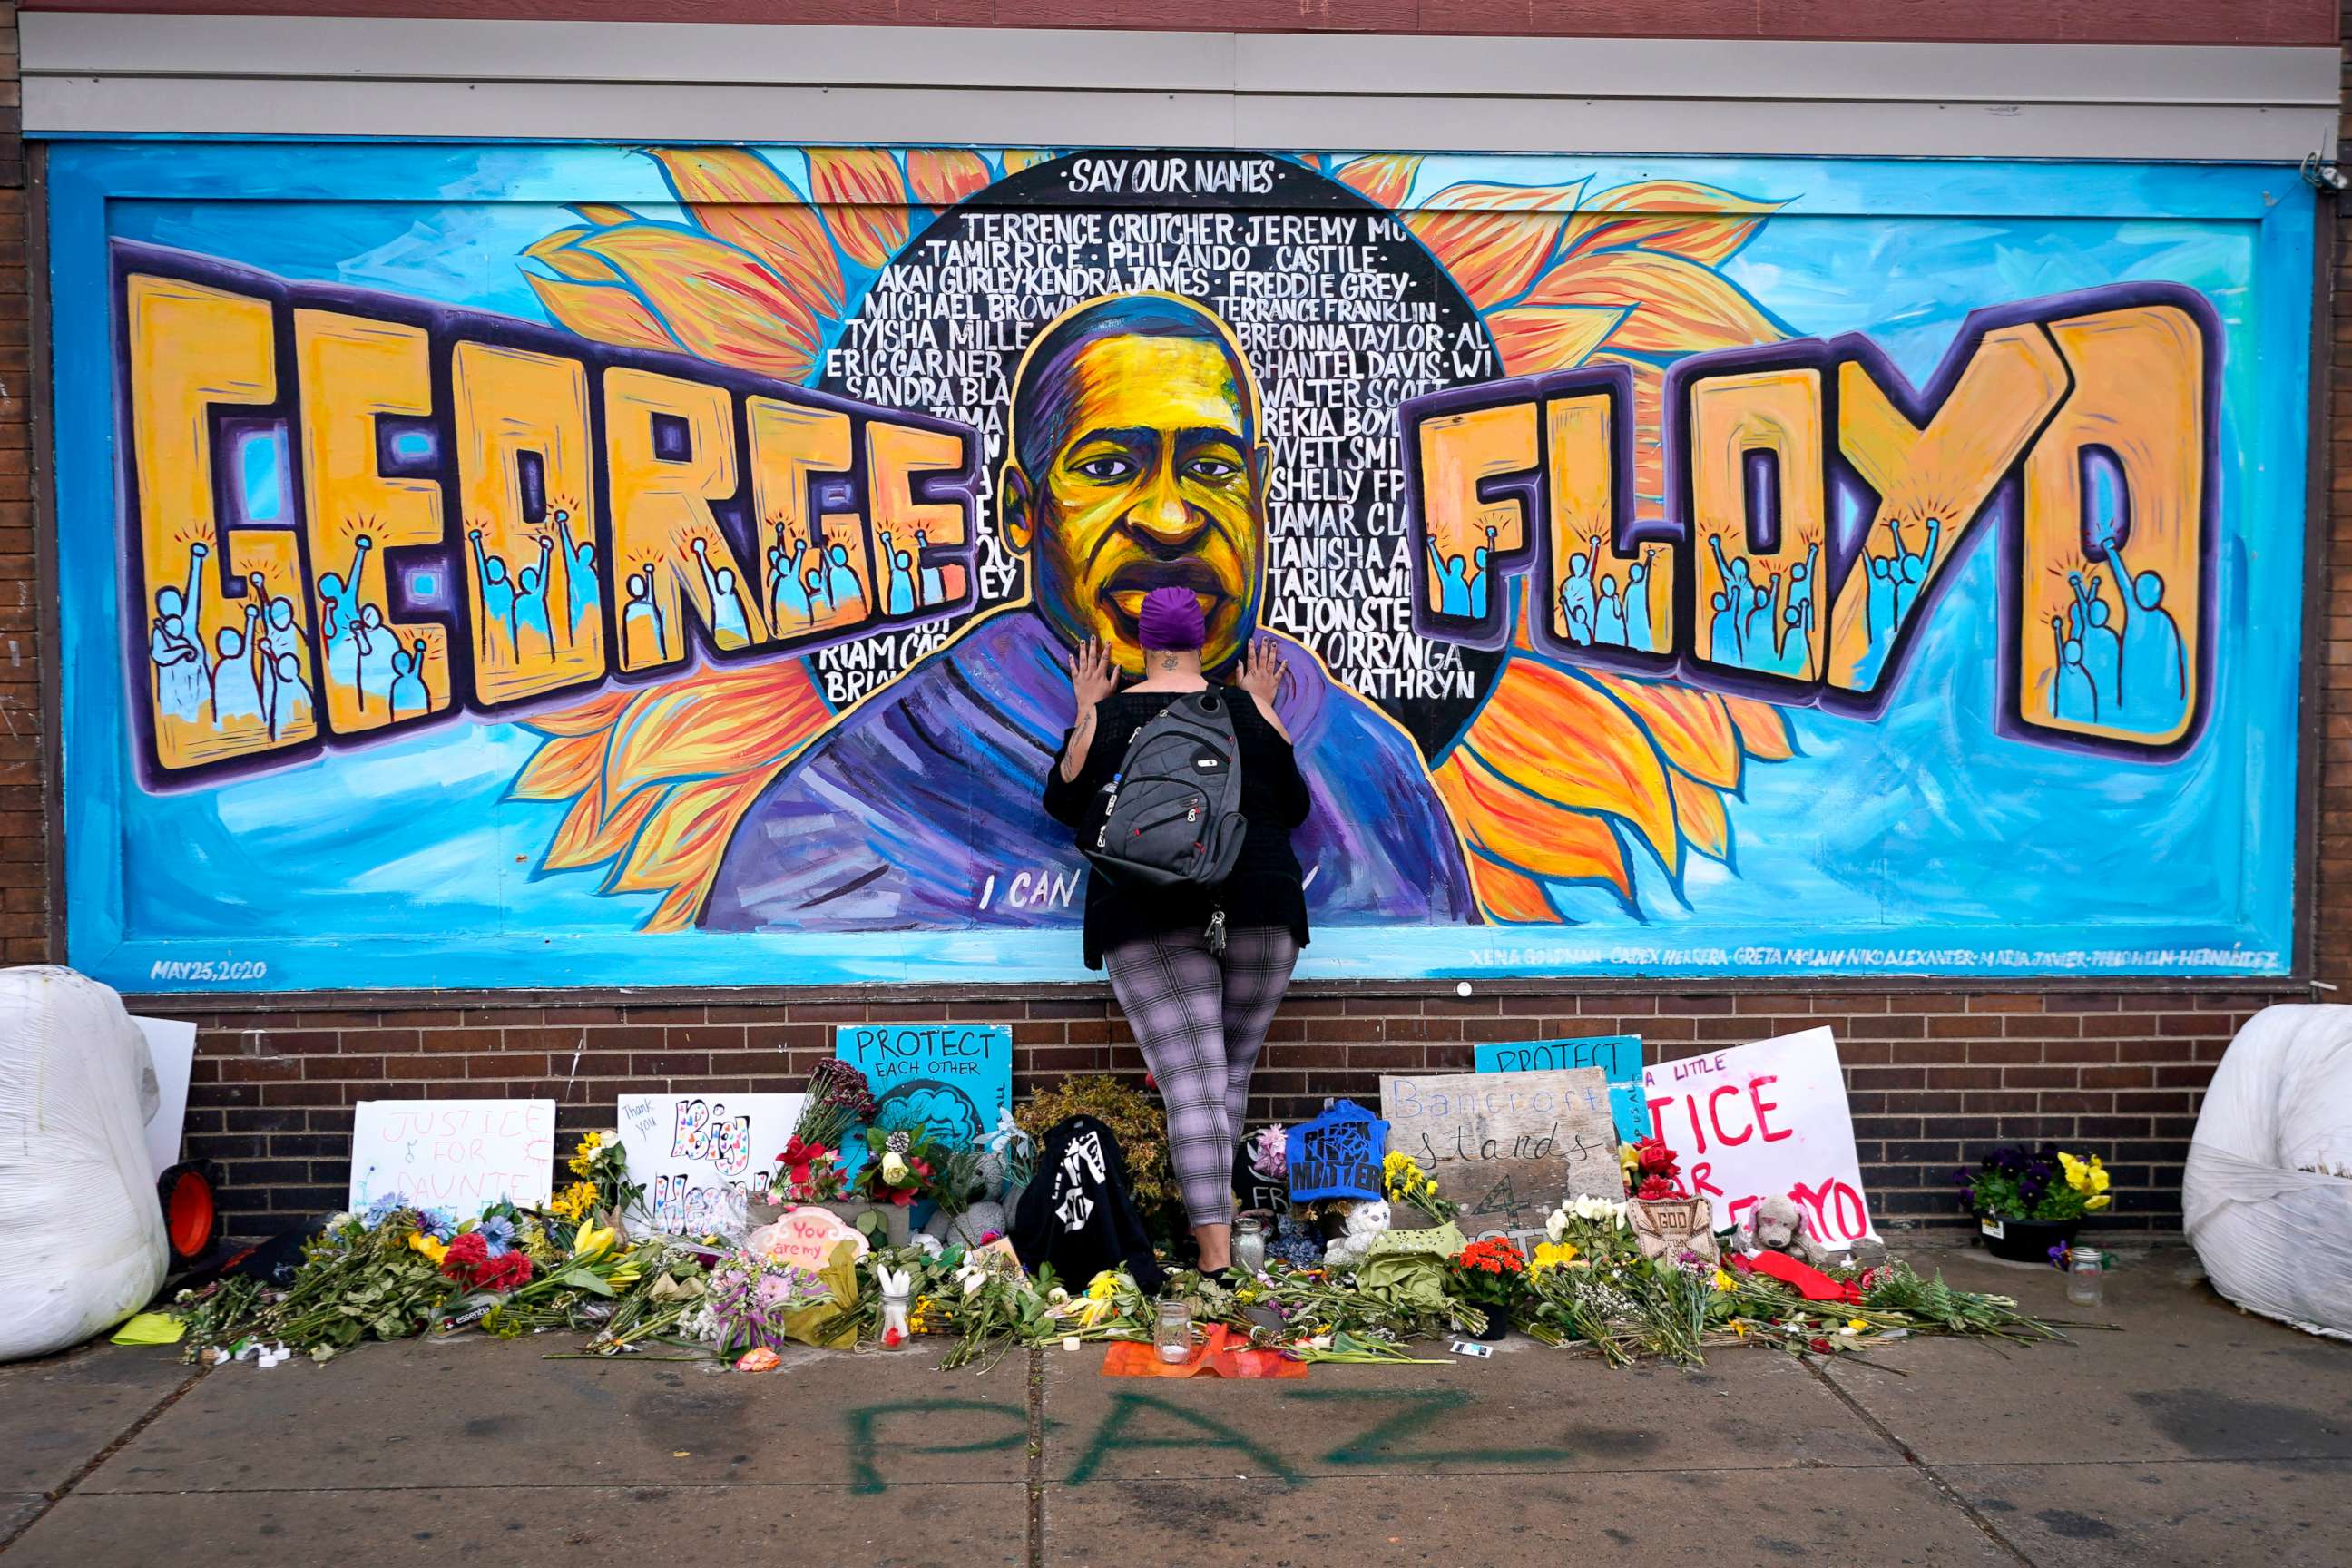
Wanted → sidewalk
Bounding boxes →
[3,1246,2344,1567]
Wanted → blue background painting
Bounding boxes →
[45,141,2312,991]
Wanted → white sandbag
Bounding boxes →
[0,965,169,1359]
[2182,1003,2352,1339]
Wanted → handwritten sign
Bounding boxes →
[1381,1068,1618,1250]
[835,1024,1013,1168]
[750,1205,869,1272]
[348,1099,554,1217]
[1473,1034,1647,1142]
[1641,1027,1876,1249]
[616,1092,804,1234]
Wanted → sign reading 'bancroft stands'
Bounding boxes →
[1380,1068,1619,1249]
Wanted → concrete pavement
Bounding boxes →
[2,1245,2344,1567]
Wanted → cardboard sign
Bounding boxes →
[1380,1068,1619,1250]
[750,1205,870,1272]
[1473,1034,1647,1142]
[834,1024,1013,1169]
[616,1092,805,1234]
[349,1099,554,1216]
[1640,1027,1876,1248]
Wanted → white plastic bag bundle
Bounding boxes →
[0,965,169,1359]
[2183,1003,2352,1339]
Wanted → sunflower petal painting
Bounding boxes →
[54,141,2309,991]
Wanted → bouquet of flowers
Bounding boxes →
[773,1135,848,1202]
[1622,1136,1684,1200]
[1957,1144,2112,1220]
[1381,1151,1461,1223]
[684,1252,835,1357]
[566,1131,645,1222]
[856,1127,939,1208]
[792,1060,879,1155]
[1542,1191,1631,1266]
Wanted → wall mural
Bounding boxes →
[49,142,2310,991]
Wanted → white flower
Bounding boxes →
[881,1152,910,1185]
[910,1234,944,1259]
[1544,1207,1568,1243]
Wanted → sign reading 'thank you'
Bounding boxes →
[835,1024,1013,1158]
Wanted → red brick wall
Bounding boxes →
[8,4,2342,1240]
[159,985,2290,1240]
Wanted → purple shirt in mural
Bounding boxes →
[699,610,1475,934]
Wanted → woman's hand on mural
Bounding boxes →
[1235,640,1293,740]
[1071,637,1120,709]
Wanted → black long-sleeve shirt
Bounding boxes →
[1042,688,1313,969]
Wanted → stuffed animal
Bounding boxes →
[1745,1193,1829,1269]
[1320,1200,1392,1270]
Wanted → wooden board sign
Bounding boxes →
[1380,1068,1619,1250]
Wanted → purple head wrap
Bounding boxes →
[1137,586,1207,652]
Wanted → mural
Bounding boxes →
[48,142,2311,991]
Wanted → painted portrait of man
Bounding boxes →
[698,293,1476,933]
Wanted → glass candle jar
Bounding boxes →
[1231,1215,1268,1276]
[1155,1299,1193,1364]
[879,1287,913,1349]
[2066,1249,2104,1308]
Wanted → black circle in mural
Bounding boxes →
[817,149,1500,759]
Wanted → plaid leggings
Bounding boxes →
[1104,924,1299,1228]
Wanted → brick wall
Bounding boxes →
[156,985,2291,1240]
[11,3,2345,1240]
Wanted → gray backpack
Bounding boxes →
[1082,691,1248,897]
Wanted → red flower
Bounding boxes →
[1636,1175,1678,1200]
[476,1250,533,1291]
[437,1231,533,1292]
[1808,1337,1833,1355]
[1632,1135,1680,1180]
[882,1327,904,1348]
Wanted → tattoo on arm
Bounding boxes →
[1059,710,1097,781]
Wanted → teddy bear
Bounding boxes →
[1744,1193,1830,1269]
[1319,1200,1392,1270]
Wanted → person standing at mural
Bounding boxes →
[1043,592,1308,1274]
[699,292,1472,934]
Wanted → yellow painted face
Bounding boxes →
[1006,334,1260,672]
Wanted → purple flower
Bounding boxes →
[2048,1243,2072,1269]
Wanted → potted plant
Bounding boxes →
[1958,1144,2112,1262]
[1448,1236,1528,1339]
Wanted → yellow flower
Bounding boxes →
[573,1220,616,1260]
[1730,1318,1749,1338]
[1713,1269,1736,1292]
[1847,1318,1869,1331]
[409,1234,447,1264]
[1531,1241,1580,1273]
[2084,1193,2112,1210]
[568,1132,605,1178]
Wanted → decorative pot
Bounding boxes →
[1975,1213,2080,1264]
[1471,1307,1511,1341]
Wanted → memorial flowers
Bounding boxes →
[1957,1143,2112,1220]
[1382,1151,1461,1223]
[855,1127,939,1207]
[791,1059,880,1154]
